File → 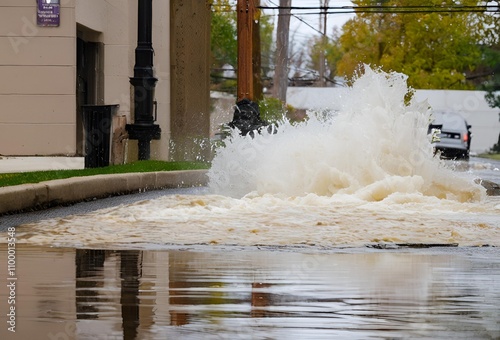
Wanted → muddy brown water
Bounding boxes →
[1,244,499,339]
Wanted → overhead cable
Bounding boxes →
[258,4,500,15]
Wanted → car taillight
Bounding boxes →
[463,133,469,142]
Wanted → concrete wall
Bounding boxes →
[147,0,171,161]
[287,87,500,154]
[169,0,211,162]
[0,0,76,155]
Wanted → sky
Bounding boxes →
[259,1,356,78]
[220,1,357,78]
[262,0,356,42]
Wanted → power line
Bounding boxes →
[279,9,498,15]
[266,0,323,36]
[258,4,500,15]
[211,2,499,14]
[258,4,499,10]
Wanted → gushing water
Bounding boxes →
[208,66,484,202]
[7,67,500,248]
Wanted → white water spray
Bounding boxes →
[208,66,485,202]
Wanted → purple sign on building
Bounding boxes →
[37,0,60,27]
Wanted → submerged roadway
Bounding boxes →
[0,157,499,232]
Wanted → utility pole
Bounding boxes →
[272,0,291,103]
[230,0,268,135]
[236,0,255,101]
[252,3,263,102]
[318,0,328,87]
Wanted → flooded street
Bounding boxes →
[8,188,500,249]
[6,156,500,249]
[0,245,499,339]
[1,68,499,339]
[2,162,498,340]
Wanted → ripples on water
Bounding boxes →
[0,245,498,339]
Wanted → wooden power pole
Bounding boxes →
[230,0,267,135]
[236,0,256,101]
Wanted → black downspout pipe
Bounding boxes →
[126,0,161,160]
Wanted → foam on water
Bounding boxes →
[7,67,500,249]
[208,66,485,202]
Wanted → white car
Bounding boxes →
[429,112,471,160]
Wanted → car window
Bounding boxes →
[432,112,467,131]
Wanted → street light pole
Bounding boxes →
[126,0,161,160]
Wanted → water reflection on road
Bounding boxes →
[1,245,498,339]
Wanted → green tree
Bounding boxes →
[210,0,238,92]
[337,0,494,89]
[481,2,500,110]
[483,48,500,110]
[260,14,275,82]
[485,80,500,109]
[482,44,500,153]
[479,1,500,153]
[307,27,343,84]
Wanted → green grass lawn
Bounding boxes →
[0,161,210,188]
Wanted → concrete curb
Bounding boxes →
[0,170,208,215]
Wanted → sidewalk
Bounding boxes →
[0,156,84,173]
[0,156,208,215]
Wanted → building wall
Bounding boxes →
[76,0,172,162]
[0,0,173,161]
[0,0,76,156]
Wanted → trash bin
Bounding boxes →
[82,104,119,168]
